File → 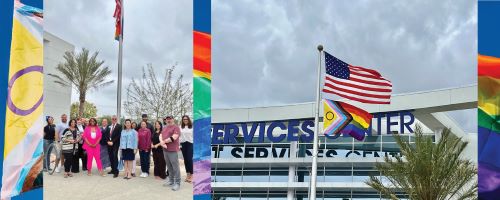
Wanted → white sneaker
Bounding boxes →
[144,173,149,177]
[140,173,146,178]
[171,183,180,191]
[55,167,60,173]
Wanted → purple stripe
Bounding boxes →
[340,124,365,141]
[7,66,43,116]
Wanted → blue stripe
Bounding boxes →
[194,194,212,200]
[12,188,42,200]
[20,0,43,9]
[479,126,500,168]
[340,124,366,141]
[193,0,211,34]
[479,1,500,57]
[0,0,14,192]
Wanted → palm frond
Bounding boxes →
[366,124,477,200]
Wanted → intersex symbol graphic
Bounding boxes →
[325,111,335,120]
[7,66,43,116]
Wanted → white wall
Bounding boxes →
[43,32,74,123]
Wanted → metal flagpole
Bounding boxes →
[117,0,123,121]
[309,45,323,200]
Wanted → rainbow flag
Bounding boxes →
[323,99,352,136]
[338,102,373,141]
[193,0,211,199]
[478,54,500,197]
[0,1,44,199]
[113,0,122,41]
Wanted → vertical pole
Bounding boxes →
[309,45,323,200]
[117,0,123,121]
[287,141,298,200]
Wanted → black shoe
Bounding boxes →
[131,173,136,177]
[113,174,118,178]
[107,171,113,174]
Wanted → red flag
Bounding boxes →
[113,0,122,41]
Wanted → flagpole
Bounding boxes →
[309,45,323,200]
[117,0,123,122]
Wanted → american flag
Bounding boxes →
[113,0,122,41]
[322,51,392,104]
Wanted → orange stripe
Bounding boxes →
[194,31,211,73]
[339,102,373,122]
[479,54,500,79]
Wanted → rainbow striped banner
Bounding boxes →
[478,54,500,197]
[0,1,43,199]
[193,0,211,199]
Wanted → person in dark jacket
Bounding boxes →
[99,118,111,170]
[104,115,122,178]
[43,116,56,171]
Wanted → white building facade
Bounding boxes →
[43,32,73,122]
[211,85,477,199]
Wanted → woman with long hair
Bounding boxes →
[61,119,82,178]
[119,119,138,179]
[151,120,167,179]
[180,115,193,183]
[82,118,105,176]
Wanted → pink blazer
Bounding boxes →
[82,126,102,150]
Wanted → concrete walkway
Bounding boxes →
[44,155,192,200]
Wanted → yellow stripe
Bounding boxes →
[479,101,499,117]
[4,19,43,156]
[194,69,211,80]
[479,76,500,117]
[350,113,370,129]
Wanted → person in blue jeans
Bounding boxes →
[43,116,56,171]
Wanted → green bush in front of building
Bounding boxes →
[366,124,477,200]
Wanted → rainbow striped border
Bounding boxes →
[193,0,211,199]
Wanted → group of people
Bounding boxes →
[43,113,193,191]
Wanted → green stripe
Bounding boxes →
[193,77,211,120]
[478,108,500,132]
[350,120,367,130]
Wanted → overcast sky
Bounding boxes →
[45,0,192,117]
[212,0,477,133]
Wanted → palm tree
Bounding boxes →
[366,125,477,200]
[48,48,113,118]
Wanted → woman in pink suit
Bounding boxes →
[82,118,105,176]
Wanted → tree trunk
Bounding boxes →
[79,91,86,118]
